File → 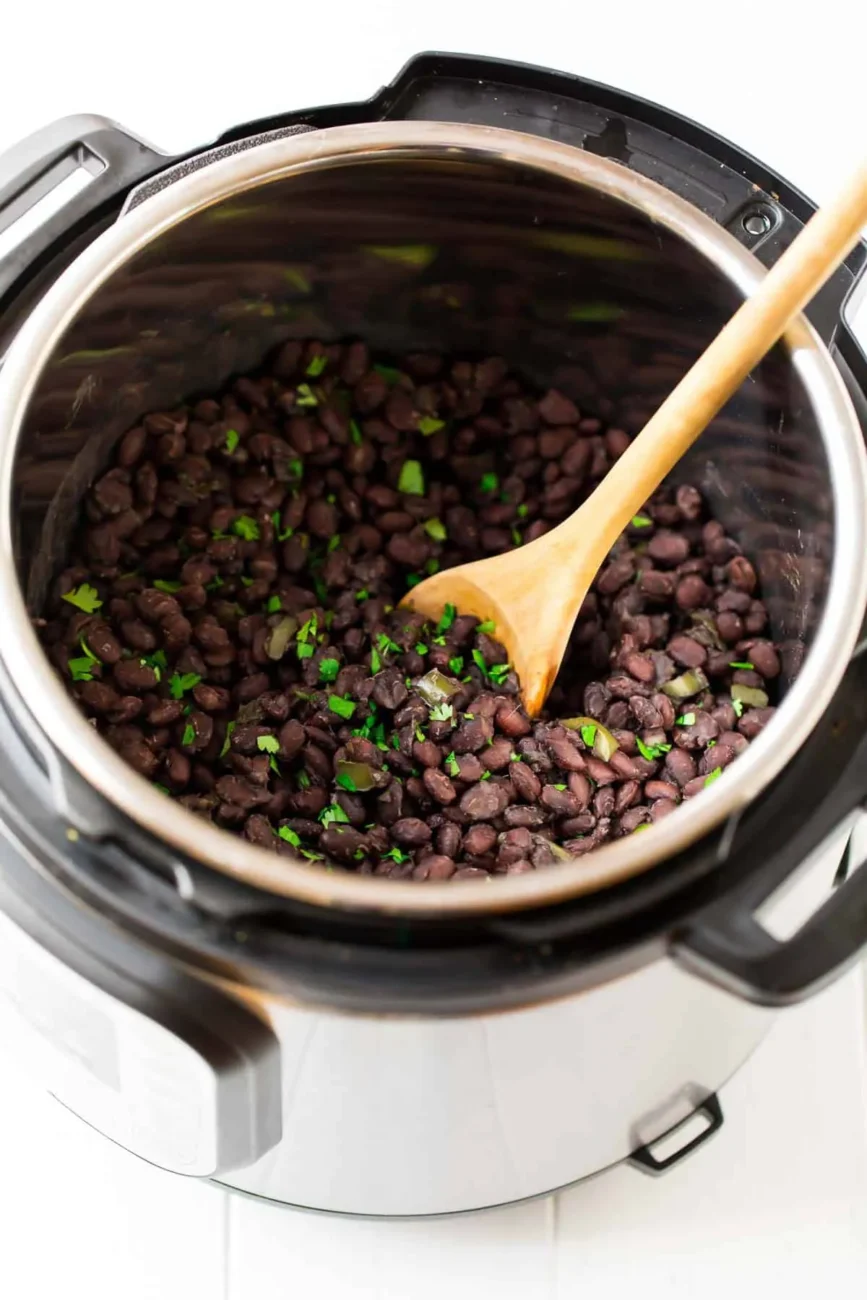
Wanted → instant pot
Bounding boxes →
[0,53,866,1216]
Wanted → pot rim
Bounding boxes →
[0,119,864,919]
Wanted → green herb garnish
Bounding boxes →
[225,428,240,454]
[62,583,102,614]
[257,735,280,754]
[429,702,453,722]
[297,770,311,789]
[320,803,350,828]
[553,783,567,792]
[182,723,196,747]
[68,654,97,681]
[232,515,260,541]
[476,620,496,634]
[397,459,425,496]
[631,514,653,528]
[328,694,356,720]
[220,721,236,758]
[580,723,597,748]
[278,826,301,846]
[479,472,499,494]
[488,663,511,685]
[676,712,696,726]
[153,578,183,593]
[437,603,456,633]
[480,771,491,781]
[445,751,460,777]
[636,737,672,761]
[306,354,327,377]
[423,517,447,541]
[295,382,318,408]
[319,658,340,683]
[448,655,463,675]
[704,767,723,787]
[517,503,529,518]
[732,698,745,718]
[729,661,755,670]
[355,588,369,602]
[271,511,294,541]
[376,632,401,656]
[418,416,445,436]
[169,672,201,699]
[381,846,411,863]
[349,419,362,445]
[297,643,314,660]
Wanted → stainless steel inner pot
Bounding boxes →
[0,121,864,917]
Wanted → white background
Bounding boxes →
[1,2,866,1295]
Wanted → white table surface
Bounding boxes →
[1,2,866,1293]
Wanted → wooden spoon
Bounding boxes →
[404,160,867,714]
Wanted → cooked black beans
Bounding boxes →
[40,339,782,880]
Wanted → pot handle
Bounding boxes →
[0,115,166,309]
[671,729,867,1006]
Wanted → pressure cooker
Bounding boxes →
[0,52,866,1216]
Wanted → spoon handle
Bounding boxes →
[561,158,867,560]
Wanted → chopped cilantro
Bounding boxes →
[418,416,445,436]
[296,643,314,660]
[297,770,311,789]
[349,419,362,445]
[376,632,401,656]
[415,642,428,655]
[448,655,463,675]
[288,457,304,480]
[397,459,425,496]
[437,603,456,633]
[355,588,369,602]
[425,558,440,575]
[267,594,283,613]
[300,849,324,861]
[278,826,301,846]
[62,583,102,614]
[429,702,454,722]
[68,654,97,681]
[631,514,653,528]
[257,735,280,754]
[480,771,491,781]
[729,661,755,670]
[271,510,293,541]
[320,803,350,828]
[477,620,496,634]
[225,428,240,454]
[480,472,499,494]
[580,723,597,748]
[511,527,523,547]
[240,576,254,587]
[488,663,511,685]
[319,658,340,683]
[517,503,529,518]
[220,721,236,758]
[232,515,260,541]
[445,751,460,777]
[472,648,488,676]
[415,726,426,743]
[424,517,447,541]
[336,772,358,792]
[182,723,196,747]
[381,846,411,863]
[153,578,183,593]
[298,615,318,643]
[306,354,327,377]
[732,698,745,718]
[636,737,672,761]
[370,646,382,673]
[169,672,201,699]
[327,535,341,553]
[328,694,356,720]
[704,767,723,788]
[553,783,567,792]
[406,574,421,587]
[295,382,318,407]
[676,712,696,726]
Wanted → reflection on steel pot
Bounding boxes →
[0,54,864,1215]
